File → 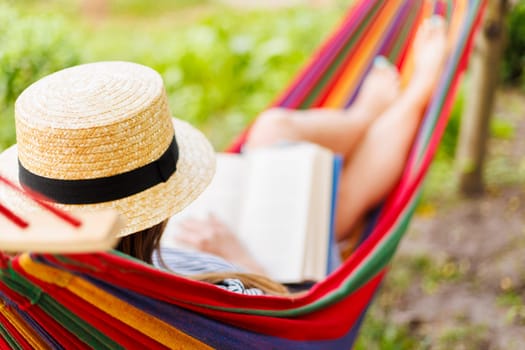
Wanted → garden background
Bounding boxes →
[1,0,524,348]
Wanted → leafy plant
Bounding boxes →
[502,0,525,88]
[0,4,80,150]
[490,117,515,139]
[80,7,339,148]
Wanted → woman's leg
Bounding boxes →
[245,59,400,161]
[175,18,448,274]
[335,17,448,241]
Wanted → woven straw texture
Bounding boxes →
[0,61,215,237]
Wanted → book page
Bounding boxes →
[161,145,335,284]
[162,153,245,249]
[237,144,323,283]
[302,149,334,281]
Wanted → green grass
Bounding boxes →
[437,324,490,349]
[497,291,525,325]
[110,0,211,16]
[354,311,422,350]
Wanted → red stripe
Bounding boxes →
[0,203,28,228]
[0,175,81,227]
[175,270,385,340]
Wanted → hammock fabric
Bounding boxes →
[0,0,485,348]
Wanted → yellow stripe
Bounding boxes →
[18,254,212,350]
[448,0,467,47]
[398,0,434,87]
[0,300,51,350]
[402,0,469,86]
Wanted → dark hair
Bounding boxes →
[115,220,167,264]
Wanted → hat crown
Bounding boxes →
[15,61,174,180]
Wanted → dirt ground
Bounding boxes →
[384,90,525,349]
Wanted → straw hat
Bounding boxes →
[0,61,215,237]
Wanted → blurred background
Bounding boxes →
[0,0,524,348]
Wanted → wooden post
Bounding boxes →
[455,0,509,196]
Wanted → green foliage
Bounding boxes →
[0,4,80,150]
[436,88,464,160]
[354,314,420,350]
[502,1,525,88]
[169,10,335,147]
[419,88,464,202]
[110,0,211,16]
[498,291,525,325]
[490,117,515,139]
[497,291,524,308]
[0,3,338,150]
[81,8,338,148]
[436,324,490,349]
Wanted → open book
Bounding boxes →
[162,143,341,283]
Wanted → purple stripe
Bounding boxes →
[344,0,415,108]
[279,0,379,108]
[346,293,377,349]
[81,275,356,349]
[410,1,477,172]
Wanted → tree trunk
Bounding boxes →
[456,0,508,196]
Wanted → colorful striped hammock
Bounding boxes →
[0,0,485,348]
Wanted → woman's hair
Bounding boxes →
[115,220,167,264]
[115,221,289,296]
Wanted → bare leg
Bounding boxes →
[175,18,447,274]
[335,16,448,241]
[246,59,400,161]
[176,59,401,274]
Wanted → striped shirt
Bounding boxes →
[152,247,263,295]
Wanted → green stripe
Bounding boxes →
[387,1,422,62]
[0,322,22,350]
[0,263,124,350]
[446,0,453,21]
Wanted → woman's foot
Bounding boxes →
[352,56,401,121]
[408,15,448,99]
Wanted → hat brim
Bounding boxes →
[0,118,216,237]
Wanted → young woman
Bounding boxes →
[0,17,447,295]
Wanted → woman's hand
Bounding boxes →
[175,214,266,275]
